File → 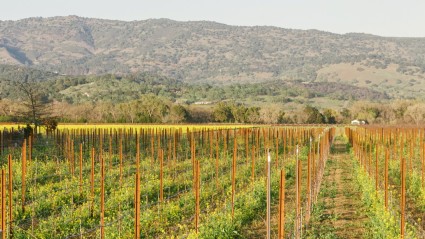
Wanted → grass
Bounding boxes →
[305,136,369,239]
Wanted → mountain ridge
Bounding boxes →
[1,16,425,99]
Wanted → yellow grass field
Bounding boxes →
[0,122,257,132]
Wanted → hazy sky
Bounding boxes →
[1,0,424,37]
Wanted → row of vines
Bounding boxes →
[0,125,334,238]
[347,126,425,238]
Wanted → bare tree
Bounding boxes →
[14,75,53,134]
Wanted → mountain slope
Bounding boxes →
[1,16,425,98]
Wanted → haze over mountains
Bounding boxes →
[1,16,425,99]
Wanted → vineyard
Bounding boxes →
[0,125,423,238]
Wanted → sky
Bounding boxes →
[1,0,424,37]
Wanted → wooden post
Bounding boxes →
[159,149,164,203]
[375,144,379,192]
[312,143,316,203]
[0,130,2,157]
[151,133,155,165]
[100,153,105,239]
[231,139,237,219]
[401,157,406,238]
[224,130,228,158]
[278,169,285,239]
[71,140,75,177]
[194,158,198,233]
[368,142,372,176]
[79,143,83,195]
[251,146,255,184]
[8,155,12,238]
[167,136,172,165]
[118,131,123,237]
[275,135,279,168]
[409,139,413,173]
[215,133,219,190]
[191,132,196,191]
[307,148,311,222]
[28,136,32,163]
[422,140,425,188]
[209,130,213,161]
[316,136,321,203]
[385,148,389,210]
[119,135,123,184]
[245,129,249,164]
[136,133,140,173]
[90,148,95,217]
[21,139,26,213]
[266,150,271,239]
[195,160,200,234]
[1,170,5,239]
[295,145,300,239]
[173,130,177,163]
[134,172,140,239]
[109,133,112,170]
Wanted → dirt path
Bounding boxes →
[305,136,368,239]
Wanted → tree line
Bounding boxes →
[2,68,425,126]
[4,93,425,125]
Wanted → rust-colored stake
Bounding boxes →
[151,133,155,165]
[136,134,140,173]
[224,131,227,157]
[295,145,300,239]
[307,151,311,222]
[312,143,316,202]
[119,133,123,236]
[134,172,140,239]
[267,150,271,239]
[109,133,112,170]
[119,135,123,183]
[21,139,26,213]
[278,169,285,239]
[215,133,219,190]
[232,135,237,219]
[375,144,379,192]
[422,140,425,189]
[191,132,196,190]
[251,146,255,184]
[195,160,200,234]
[275,135,279,168]
[100,152,105,239]
[8,155,12,238]
[28,136,32,163]
[368,143,372,176]
[385,148,389,210]
[79,143,83,195]
[409,140,413,173]
[160,149,164,203]
[245,129,249,165]
[71,140,75,177]
[210,130,213,160]
[401,157,406,238]
[1,170,5,239]
[167,137,172,165]
[90,148,95,217]
[173,130,177,163]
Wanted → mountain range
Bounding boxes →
[1,16,425,99]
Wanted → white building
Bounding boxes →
[351,119,367,125]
